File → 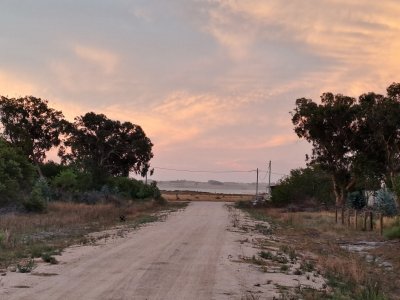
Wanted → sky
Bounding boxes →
[1,0,400,183]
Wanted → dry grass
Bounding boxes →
[162,190,253,202]
[0,200,185,268]
[242,206,398,299]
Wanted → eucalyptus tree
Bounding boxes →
[292,93,358,206]
[60,112,153,186]
[0,96,66,175]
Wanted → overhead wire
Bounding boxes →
[153,166,287,177]
[153,166,257,173]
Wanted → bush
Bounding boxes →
[41,252,58,264]
[17,258,35,273]
[52,169,78,200]
[0,138,36,207]
[384,225,400,239]
[24,179,49,212]
[106,177,161,200]
[347,191,366,210]
[373,189,398,216]
[52,169,77,191]
[40,161,67,180]
[384,218,400,239]
[107,177,141,199]
[271,166,334,206]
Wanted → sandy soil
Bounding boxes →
[0,202,325,300]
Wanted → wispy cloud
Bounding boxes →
[73,45,119,74]
[1,0,400,180]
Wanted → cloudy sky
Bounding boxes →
[1,0,400,182]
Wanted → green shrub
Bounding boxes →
[24,179,49,212]
[271,166,333,206]
[300,260,315,272]
[17,259,35,273]
[0,138,36,207]
[76,171,95,191]
[106,177,161,200]
[374,189,398,217]
[53,169,78,191]
[150,181,161,200]
[107,176,141,199]
[41,252,58,264]
[347,191,366,210]
[384,221,400,239]
[52,169,78,200]
[40,161,67,180]
[280,264,289,272]
[259,251,273,260]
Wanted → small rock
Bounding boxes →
[380,262,393,269]
[254,283,261,287]
[8,266,17,272]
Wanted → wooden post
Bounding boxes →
[341,206,345,225]
[380,213,384,236]
[355,210,358,229]
[363,211,367,231]
[256,168,259,200]
[347,210,350,227]
[335,207,338,224]
[369,211,374,231]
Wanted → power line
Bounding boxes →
[258,170,287,176]
[153,166,257,174]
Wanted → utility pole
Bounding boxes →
[268,160,272,194]
[256,168,259,200]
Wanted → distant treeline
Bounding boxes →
[0,96,160,212]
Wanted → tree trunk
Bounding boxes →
[36,162,44,178]
[332,176,345,207]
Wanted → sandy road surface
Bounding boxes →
[2,202,272,300]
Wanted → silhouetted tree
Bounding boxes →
[355,83,400,190]
[60,112,153,186]
[0,96,66,174]
[292,93,358,206]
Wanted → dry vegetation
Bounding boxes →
[162,190,253,202]
[241,205,400,299]
[0,200,186,269]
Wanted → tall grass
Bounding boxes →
[0,201,182,268]
[239,206,393,299]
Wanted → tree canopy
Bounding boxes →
[292,93,358,205]
[0,96,66,167]
[59,112,153,185]
[292,82,400,206]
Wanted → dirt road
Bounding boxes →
[1,202,326,299]
[0,202,261,299]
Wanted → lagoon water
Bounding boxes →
[157,180,269,195]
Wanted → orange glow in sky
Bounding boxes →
[1,0,400,182]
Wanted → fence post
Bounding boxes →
[341,206,345,225]
[355,210,358,229]
[369,211,374,231]
[347,210,351,227]
[335,207,338,224]
[380,213,384,236]
[363,211,367,231]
